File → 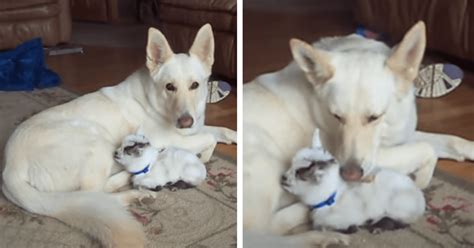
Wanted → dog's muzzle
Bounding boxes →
[177,113,194,129]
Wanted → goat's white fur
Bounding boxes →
[282,130,425,230]
[114,133,206,189]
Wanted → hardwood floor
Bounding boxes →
[46,46,143,93]
[418,78,474,182]
[244,5,474,183]
[46,35,236,160]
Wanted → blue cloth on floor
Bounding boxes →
[0,38,60,91]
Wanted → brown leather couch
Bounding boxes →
[354,0,474,61]
[155,0,236,80]
[0,0,72,50]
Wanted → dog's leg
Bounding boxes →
[375,142,437,188]
[104,171,131,193]
[77,143,120,192]
[414,131,474,162]
[243,153,283,232]
[199,140,217,163]
[148,131,217,163]
[203,126,237,144]
[271,202,310,235]
[180,133,217,162]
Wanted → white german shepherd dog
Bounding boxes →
[243,22,474,246]
[2,24,236,247]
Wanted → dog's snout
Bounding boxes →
[340,165,363,182]
[113,151,119,159]
[177,113,194,128]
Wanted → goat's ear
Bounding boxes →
[146,27,174,73]
[189,24,215,73]
[386,21,426,95]
[290,38,334,86]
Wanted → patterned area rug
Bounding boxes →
[0,88,236,248]
[342,173,474,248]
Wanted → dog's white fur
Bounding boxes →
[2,24,236,247]
[114,132,206,188]
[243,21,474,246]
[282,130,425,230]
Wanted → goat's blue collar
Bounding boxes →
[310,191,337,210]
[131,164,150,175]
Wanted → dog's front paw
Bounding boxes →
[216,128,237,144]
[449,137,474,162]
[414,167,434,189]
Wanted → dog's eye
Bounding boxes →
[333,114,343,122]
[190,81,199,90]
[165,83,177,92]
[367,115,379,123]
[136,143,146,148]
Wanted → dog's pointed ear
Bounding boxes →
[386,21,426,94]
[290,38,334,85]
[189,24,215,73]
[146,27,174,73]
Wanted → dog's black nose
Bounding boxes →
[177,113,194,128]
[113,151,119,158]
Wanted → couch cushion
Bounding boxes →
[354,0,474,61]
[0,3,59,22]
[0,0,56,11]
[159,4,236,32]
[159,22,236,79]
[0,18,60,49]
[159,0,236,13]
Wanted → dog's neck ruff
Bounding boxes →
[310,191,337,210]
[131,164,151,176]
